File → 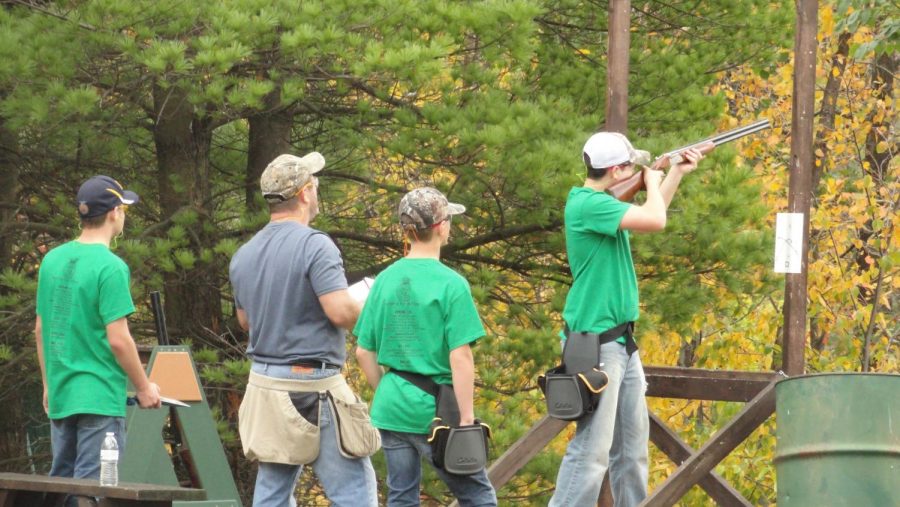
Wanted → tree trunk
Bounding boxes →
[811,32,850,194]
[0,114,19,269]
[863,51,896,183]
[152,83,221,341]
[246,90,293,211]
[854,52,897,305]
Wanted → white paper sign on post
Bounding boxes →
[774,213,804,274]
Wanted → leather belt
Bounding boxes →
[292,360,340,370]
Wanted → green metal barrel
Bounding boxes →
[775,373,900,506]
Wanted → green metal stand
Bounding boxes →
[120,346,242,507]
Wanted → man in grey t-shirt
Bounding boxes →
[230,152,376,507]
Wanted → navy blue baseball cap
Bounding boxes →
[76,175,139,218]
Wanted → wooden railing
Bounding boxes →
[473,366,782,507]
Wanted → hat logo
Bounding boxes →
[106,188,124,201]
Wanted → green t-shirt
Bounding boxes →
[36,241,135,419]
[562,187,639,338]
[354,258,485,434]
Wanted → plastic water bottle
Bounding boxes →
[99,432,119,486]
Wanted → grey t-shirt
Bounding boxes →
[229,221,349,365]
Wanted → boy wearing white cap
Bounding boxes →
[549,134,703,506]
[355,187,497,507]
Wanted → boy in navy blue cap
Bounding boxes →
[35,176,160,497]
[75,175,139,220]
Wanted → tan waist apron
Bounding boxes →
[239,370,380,464]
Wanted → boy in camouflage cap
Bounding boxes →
[355,187,497,506]
[397,187,466,232]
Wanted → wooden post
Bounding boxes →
[599,5,631,503]
[782,0,817,375]
[605,0,631,133]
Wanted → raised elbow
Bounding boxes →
[620,206,667,233]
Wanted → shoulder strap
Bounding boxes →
[391,369,460,426]
[389,369,440,398]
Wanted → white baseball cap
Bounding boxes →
[582,132,651,169]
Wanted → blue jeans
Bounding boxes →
[380,430,497,507]
[549,342,649,507]
[50,414,126,479]
[50,414,125,507]
[250,362,378,507]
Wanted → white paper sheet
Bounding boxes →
[774,213,804,274]
[348,277,375,303]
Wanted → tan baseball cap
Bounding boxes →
[260,152,325,202]
[398,187,466,231]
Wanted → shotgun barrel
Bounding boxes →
[661,119,771,165]
[607,119,773,201]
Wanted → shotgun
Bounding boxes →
[608,119,772,202]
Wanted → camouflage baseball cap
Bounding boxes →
[260,152,325,202]
[398,187,466,231]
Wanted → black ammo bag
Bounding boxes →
[538,322,634,421]
[391,370,491,475]
[538,365,609,420]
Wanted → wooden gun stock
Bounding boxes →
[608,119,771,202]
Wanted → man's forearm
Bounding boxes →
[320,290,361,330]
